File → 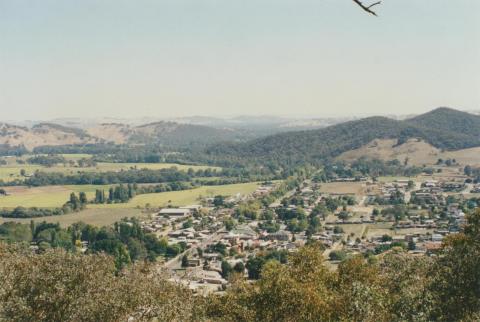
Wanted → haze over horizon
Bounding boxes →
[1,0,479,120]
[4,107,477,126]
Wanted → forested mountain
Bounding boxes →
[407,107,480,140]
[2,107,478,161]
[205,107,480,166]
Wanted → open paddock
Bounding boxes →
[377,176,413,183]
[0,185,110,208]
[0,159,221,183]
[90,182,261,209]
[319,182,365,196]
[0,182,260,209]
[365,223,434,239]
[0,208,146,227]
[341,224,367,238]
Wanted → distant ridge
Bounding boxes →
[407,107,480,138]
[0,120,246,150]
[205,107,480,165]
[1,107,478,157]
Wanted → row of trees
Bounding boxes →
[93,182,195,204]
[313,158,424,182]
[0,192,86,218]
[26,154,67,167]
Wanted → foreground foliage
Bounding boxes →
[1,210,480,321]
[0,245,200,322]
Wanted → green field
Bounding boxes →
[377,176,413,182]
[0,208,146,227]
[0,160,221,182]
[0,182,260,209]
[90,182,261,208]
[0,185,111,208]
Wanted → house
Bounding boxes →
[431,234,444,242]
[180,205,202,212]
[266,230,291,241]
[158,208,191,217]
[226,225,258,240]
[254,186,273,197]
[187,259,201,267]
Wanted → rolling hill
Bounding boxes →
[408,107,480,137]
[126,121,243,146]
[0,120,248,151]
[337,138,480,166]
[85,121,247,147]
[0,123,97,150]
[2,107,479,163]
[205,107,480,165]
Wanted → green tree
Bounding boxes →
[181,254,189,268]
[233,261,245,274]
[213,195,224,207]
[429,209,480,321]
[69,193,80,210]
[79,192,88,205]
[221,260,233,279]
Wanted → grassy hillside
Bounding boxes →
[128,121,243,146]
[0,121,248,151]
[206,107,480,166]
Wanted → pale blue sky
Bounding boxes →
[0,0,479,120]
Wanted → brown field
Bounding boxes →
[365,223,435,239]
[319,182,365,195]
[341,224,367,238]
[442,147,480,166]
[337,138,480,166]
[418,166,467,182]
[0,208,147,227]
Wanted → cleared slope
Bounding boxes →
[0,123,97,150]
[338,138,480,166]
[206,107,480,165]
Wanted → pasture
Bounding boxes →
[0,158,221,183]
[319,182,365,195]
[0,185,110,208]
[0,208,146,227]
[0,182,260,209]
[90,182,261,209]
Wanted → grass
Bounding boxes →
[0,185,111,208]
[0,165,43,182]
[90,182,261,209]
[0,159,221,183]
[60,153,94,160]
[0,208,146,228]
[0,182,260,209]
[319,182,365,195]
[377,176,412,183]
[341,224,367,238]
